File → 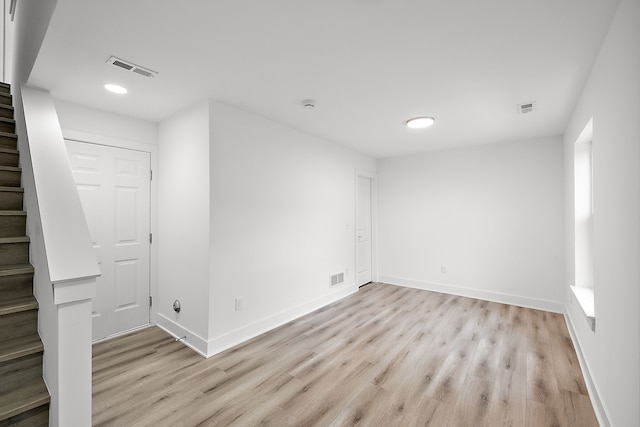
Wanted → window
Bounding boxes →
[572,118,595,330]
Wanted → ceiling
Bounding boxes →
[28,0,620,158]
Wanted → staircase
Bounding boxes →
[0,83,50,426]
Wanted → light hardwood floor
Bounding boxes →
[92,283,598,426]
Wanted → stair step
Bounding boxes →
[0,264,34,277]
[0,148,18,167]
[0,265,34,300]
[0,93,11,107]
[0,378,49,423]
[0,82,9,94]
[0,295,37,316]
[0,347,43,395]
[0,132,16,150]
[0,308,37,342]
[0,237,30,267]
[0,186,23,210]
[0,105,13,120]
[0,118,15,134]
[0,166,20,187]
[0,211,26,238]
[0,334,43,364]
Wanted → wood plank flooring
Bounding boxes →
[92,283,599,426]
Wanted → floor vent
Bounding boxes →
[330,272,344,287]
[107,56,158,78]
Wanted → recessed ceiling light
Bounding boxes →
[104,83,128,94]
[406,116,435,129]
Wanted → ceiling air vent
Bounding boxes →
[107,56,158,78]
[517,101,536,115]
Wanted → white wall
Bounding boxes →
[563,0,640,425]
[54,98,158,146]
[378,136,564,311]
[206,101,375,353]
[156,101,211,354]
[9,0,57,84]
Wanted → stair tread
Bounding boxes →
[0,264,33,277]
[0,378,49,421]
[0,333,43,363]
[0,236,29,244]
[0,131,16,138]
[0,147,18,154]
[0,186,23,193]
[0,210,26,216]
[0,295,38,316]
[0,165,20,172]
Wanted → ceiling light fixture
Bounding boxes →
[406,116,435,129]
[104,83,128,94]
[302,99,316,109]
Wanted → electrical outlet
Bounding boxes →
[441,265,447,274]
[235,297,243,311]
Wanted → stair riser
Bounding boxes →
[0,170,20,187]
[0,353,43,395]
[0,136,17,150]
[0,85,10,95]
[0,310,37,342]
[0,108,13,120]
[0,191,23,210]
[0,403,49,427]
[0,152,18,167]
[0,216,26,238]
[0,273,33,300]
[0,242,29,267]
[0,121,14,134]
[0,95,12,107]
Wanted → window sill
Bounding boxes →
[570,285,595,331]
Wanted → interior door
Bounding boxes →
[65,141,151,341]
[356,176,372,286]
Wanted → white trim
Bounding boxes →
[379,275,564,313]
[52,277,96,306]
[61,129,157,153]
[205,283,358,358]
[564,305,612,427]
[156,313,209,357]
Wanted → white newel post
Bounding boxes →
[53,278,96,427]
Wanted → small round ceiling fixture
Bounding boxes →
[302,99,316,109]
[406,116,435,129]
[104,83,128,94]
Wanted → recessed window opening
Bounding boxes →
[574,120,594,289]
[572,118,595,330]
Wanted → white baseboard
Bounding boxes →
[205,283,359,357]
[563,306,612,427]
[378,275,564,313]
[156,283,358,358]
[156,313,209,357]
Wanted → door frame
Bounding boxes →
[62,129,158,334]
[355,169,378,287]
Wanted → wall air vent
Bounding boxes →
[330,272,344,287]
[107,56,158,78]
[517,101,536,114]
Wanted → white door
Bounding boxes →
[66,141,151,341]
[356,176,372,286]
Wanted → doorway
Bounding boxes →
[356,175,373,286]
[65,140,151,341]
